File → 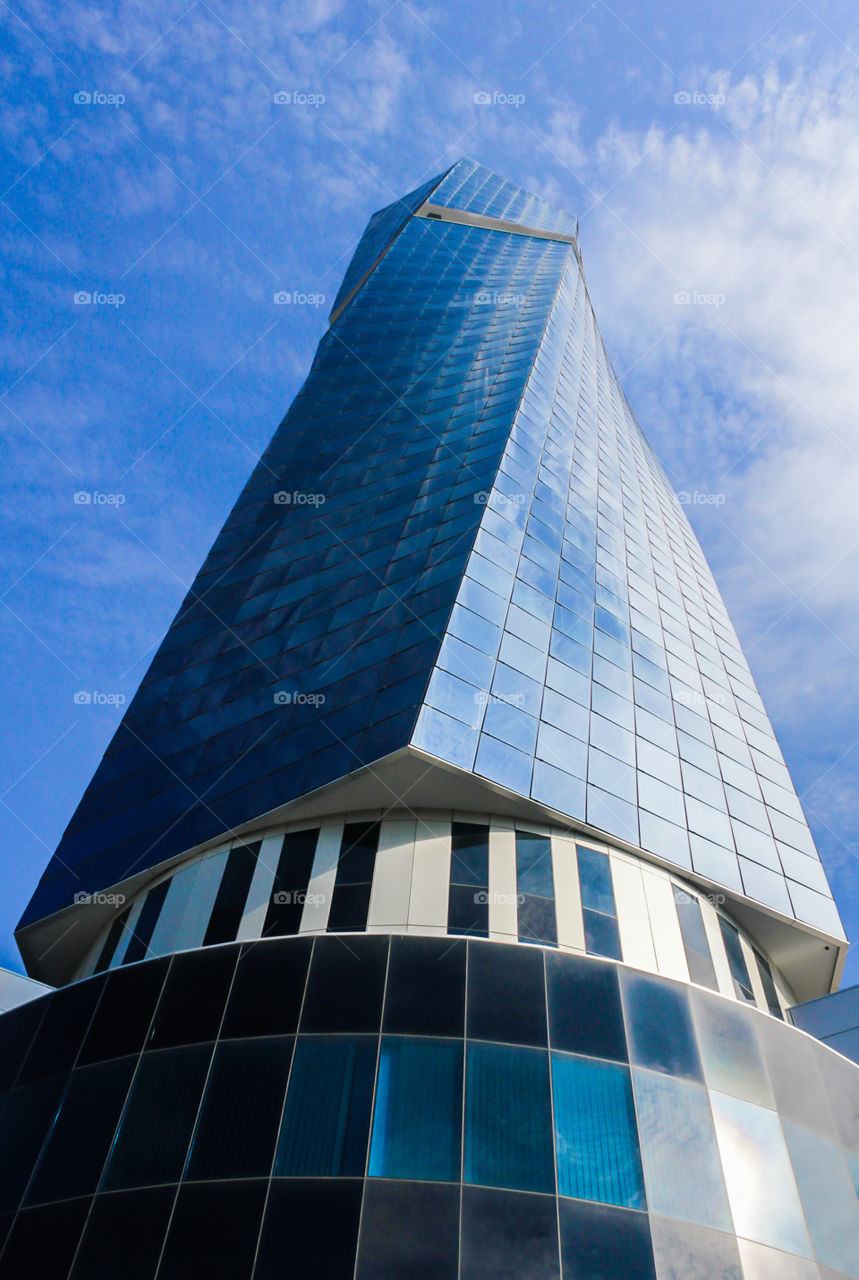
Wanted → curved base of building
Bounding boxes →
[1,935,859,1278]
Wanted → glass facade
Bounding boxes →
[0,935,858,1278]
[18,160,842,967]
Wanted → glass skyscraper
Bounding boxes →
[2,158,858,1278]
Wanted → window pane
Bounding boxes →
[558,1199,656,1280]
[158,1180,267,1280]
[203,843,258,946]
[516,832,553,897]
[383,935,466,1037]
[0,1074,67,1212]
[546,952,627,1062]
[369,1037,462,1181]
[718,917,755,1003]
[122,880,169,964]
[552,1053,644,1208]
[583,907,622,960]
[300,935,388,1034]
[186,1036,293,1180]
[0,1200,89,1280]
[623,972,701,1080]
[26,1057,135,1204]
[460,1186,560,1280]
[277,1037,376,1176]
[70,1187,175,1280]
[577,846,615,914]
[450,822,489,886]
[356,1181,459,1280]
[221,937,311,1038]
[103,1043,212,1188]
[672,885,718,990]
[256,1180,362,1280]
[78,959,169,1064]
[447,883,489,937]
[467,941,547,1046]
[633,1068,732,1233]
[754,952,783,1019]
[691,990,773,1108]
[328,822,379,932]
[649,1215,742,1280]
[263,829,319,936]
[711,1091,811,1257]
[782,1118,859,1274]
[465,1041,554,1193]
[93,908,130,973]
[148,947,236,1049]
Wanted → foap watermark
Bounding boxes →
[74,691,127,706]
[473,489,526,508]
[272,90,325,107]
[674,889,726,907]
[674,688,729,709]
[73,890,126,906]
[475,689,527,708]
[676,490,725,508]
[272,890,326,906]
[74,89,125,107]
[474,891,525,906]
[673,290,725,308]
[673,90,725,108]
[74,490,126,506]
[473,90,525,108]
[74,291,126,307]
[273,690,326,707]
[474,290,526,307]
[274,290,325,307]
[274,490,325,507]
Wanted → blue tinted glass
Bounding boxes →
[465,1041,554,1193]
[369,1037,462,1182]
[516,832,554,897]
[577,847,615,914]
[552,1053,644,1208]
[623,972,701,1081]
[276,1037,376,1176]
[583,908,622,961]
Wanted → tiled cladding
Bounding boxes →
[328,168,447,318]
[430,156,580,238]
[1,938,859,1279]
[412,218,841,938]
[22,201,571,927]
[74,809,795,1020]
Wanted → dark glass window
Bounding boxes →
[577,846,621,960]
[383,935,466,1037]
[558,1199,656,1280]
[0,1199,89,1280]
[467,940,547,1046]
[18,977,104,1084]
[460,1186,560,1280]
[79,957,169,1065]
[148,947,236,1048]
[464,1041,554,1193]
[754,950,784,1019]
[0,997,45,1092]
[221,937,311,1038]
[276,1036,376,1176]
[186,1036,293,1180]
[718,917,756,1003]
[122,880,170,964]
[158,1180,267,1280]
[70,1187,175,1280]
[327,822,379,932]
[551,1052,645,1208]
[256,1180,363,1280]
[623,972,702,1081]
[26,1057,135,1204]
[546,951,627,1061]
[0,1073,67,1213]
[203,843,259,946]
[516,831,557,946]
[262,829,319,936]
[93,906,130,972]
[357,1180,459,1280]
[300,934,388,1033]
[672,884,718,990]
[448,821,489,937]
[103,1043,212,1188]
[369,1036,462,1181]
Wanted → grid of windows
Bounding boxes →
[1,935,858,1278]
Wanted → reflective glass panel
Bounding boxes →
[276,1037,376,1177]
[369,1037,462,1181]
[552,1053,645,1208]
[465,1041,554,1193]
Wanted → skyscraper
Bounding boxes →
[2,158,858,1278]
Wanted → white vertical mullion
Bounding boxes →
[488,821,518,941]
[407,817,451,935]
[551,834,585,952]
[299,820,343,933]
[367,818,416,933]
[237,831,285,940]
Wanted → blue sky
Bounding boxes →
[2,0,859,984]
